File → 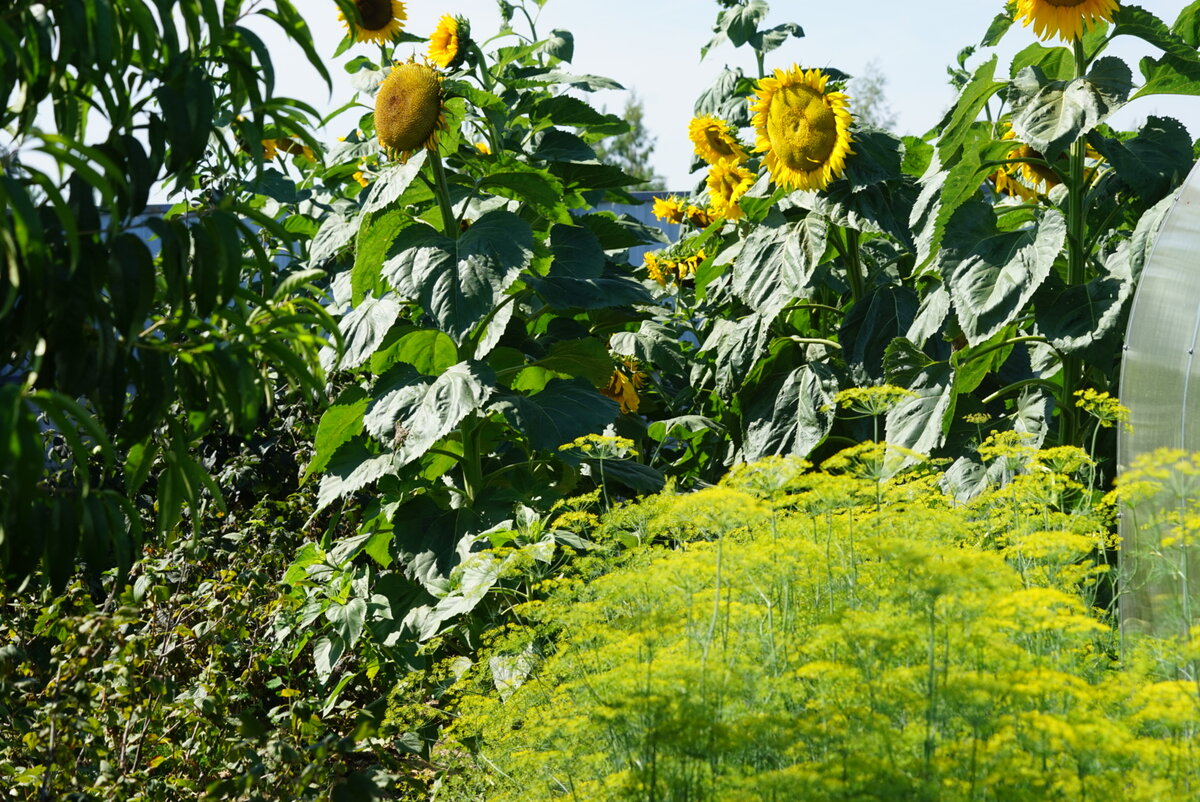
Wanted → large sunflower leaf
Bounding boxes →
[382,210,532,344]
[1010,59,1131,160]
[884,339,954,454]
[336,293,402,371]
[936,55,1004,163]
[363,361,494,467]
[939,202,1066,346]
[729,219,817,320]
[525,268,652,311]
[702,313,773,400]
[479,165,570,224]
[353,207,410,304]
[1112,4,1200,61]
[694,67,753,127]
[1089,115,1193,203]
[362,151,427,215]
[306,385,369,480]
[492,378,619,452]
[549,222,605,279]
[743,362,839,461]
[839,284,920,384]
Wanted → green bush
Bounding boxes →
[443,452,1200,801]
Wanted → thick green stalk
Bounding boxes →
[428,148,458,239]
[1059,37,1090,447]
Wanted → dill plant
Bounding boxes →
[441,449,1200,801]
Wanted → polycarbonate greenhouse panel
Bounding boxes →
[1119,161,1200,638]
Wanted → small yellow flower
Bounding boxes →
[353,171,369,188]
[688,115,749,165]
[474,141,491,155]
[644,251,671,286]
[260,139,278,160]
[652,196,686,224]
[706,158,755,220]
[685,205,715,228]
[1074,388,1131,431]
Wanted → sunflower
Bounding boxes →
[375,61,446,162]
[688,115,749,166]
[339,0,407,44]
[1000,126,1061,193]
[685,205,715,228]
[1015,0,1118,41]
[260,139,279,160]
[601,357,648,414]
[474,141,491,155]
[429,14,472,69]
[644,251,672,286]
[652,196,686,224]
[706,158,755,220]
[750,66,854,192]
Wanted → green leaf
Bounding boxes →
[693,67,752,127]
[370,328,458,375]
[839,285,920,383]
[336,294,401,370]
[1134,52,1200,99]
[362,151,427,215]
[937,55,1004,162]
[309,205,359,265]
[1112,4,1200,61]
[1090,115,1192,203]
[531,128,597,163]
[1035,268,1130,359]
[717,0,769,47]
[363,361,493,466]
[550,223,605,279]
[533,95,626,134]
[1009,42,1074,82]
[532,339,613,386]
[578,211,667,250]
[981,8,1014,46]
[1011,59,1131,160]
[479,166,570,223]
[354,207,409,304]
[884,340,954,454]
[493,378,620,452]
[586,458,665,494]
[326,597,367,650]
[703,314,773,400]
[313,634,345,682]
[743,363,839,461]
[647,415,724,443]
[749,22,803,55]
[525,268,653,311]
[307,385,370,479]
[730,219,819,320]
[541,28,574,61]
[383,210,532,343]
[1173,0,1200,47]
[939,202,1066,346]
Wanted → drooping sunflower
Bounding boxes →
[375,61,446,162]
[339,0,407,45]
[685,205,715,228]
[1015,0,1118,41]
[652,196,686,224]
[602,357,647,414]
[429,14,472,70]
[750,66,854,192]
[688,115,749,165]
[706,158,756,220]
[643,251,672,286]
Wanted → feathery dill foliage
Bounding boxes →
[442,450,1200,801]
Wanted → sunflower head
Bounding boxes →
[688,115,749,165]
[1015,0,1118,41]
[999,125,1060,193]
[644,251,671,286]
[375,61,446,162]
[685,205,715,228]
[429,14,472,70]
[339,0,407,45]
[750,66,854,192]
[706,158,756,221]
[652,196,686,224]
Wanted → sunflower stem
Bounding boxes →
[1059,36,1090,448]
[429,148,458,239]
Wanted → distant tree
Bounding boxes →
[594,91,667,191]
[852,60,898,130]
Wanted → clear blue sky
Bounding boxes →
[266,0,1200,189]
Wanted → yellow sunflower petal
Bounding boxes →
[429,14,460,68]
[339,0,407,45]
[1015,0,1118,41]
[652,196,686,224]
[749,66,854,192]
